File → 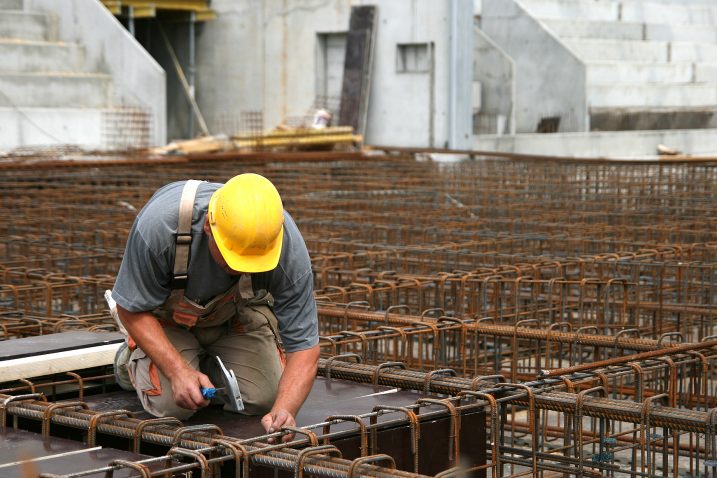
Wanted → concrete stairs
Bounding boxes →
[0,10,56,40]
[521,0,717,131]
[0,1,129,150]
[0,72,112,108]
[0,38,86,72]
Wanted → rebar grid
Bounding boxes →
[315,305,717,387]
[0,310,116,338]
[1,152,717,477]
[316,356,717,478]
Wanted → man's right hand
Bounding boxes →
[168,366,214,410]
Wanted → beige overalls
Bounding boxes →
[126,181,285,420]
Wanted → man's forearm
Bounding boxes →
[272,346,320,417]
[116,305,186,379]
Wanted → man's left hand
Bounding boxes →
[261,346,319,444]
[261,409,296,443]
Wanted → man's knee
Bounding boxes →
[239,382,277,415]
[128,345,202,420]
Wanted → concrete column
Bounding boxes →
[448,0,474,149]
[127,6,135,37]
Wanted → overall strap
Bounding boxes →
[171,180,204,289]
[238,273,254,300]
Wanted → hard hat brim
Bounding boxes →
[216,225,284,274]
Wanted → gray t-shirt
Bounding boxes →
[112,180,318,353]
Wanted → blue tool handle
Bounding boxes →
[201,387,217,399]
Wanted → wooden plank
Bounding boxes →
[0,343,121,382]
[338,5,377,136]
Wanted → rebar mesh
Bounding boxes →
[2,151,717,477]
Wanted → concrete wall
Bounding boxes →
[0,107,102,149]
[473,26,515,135]
[481,0,587,133]
[363,0,472,148]
[190,1,293,138]
[27,0,166,146]
[191,0,473,148]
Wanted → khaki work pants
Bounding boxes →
[127,298,284,420]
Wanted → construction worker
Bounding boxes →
[111,173,319,437]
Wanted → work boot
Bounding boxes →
[113,341,135,391]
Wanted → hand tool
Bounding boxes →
[200,387,222,399]
[200,356,244,413]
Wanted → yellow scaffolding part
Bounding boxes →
[101,0,215,21]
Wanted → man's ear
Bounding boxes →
[203,217,211,234]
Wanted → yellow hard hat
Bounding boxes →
[207,173,284,273]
